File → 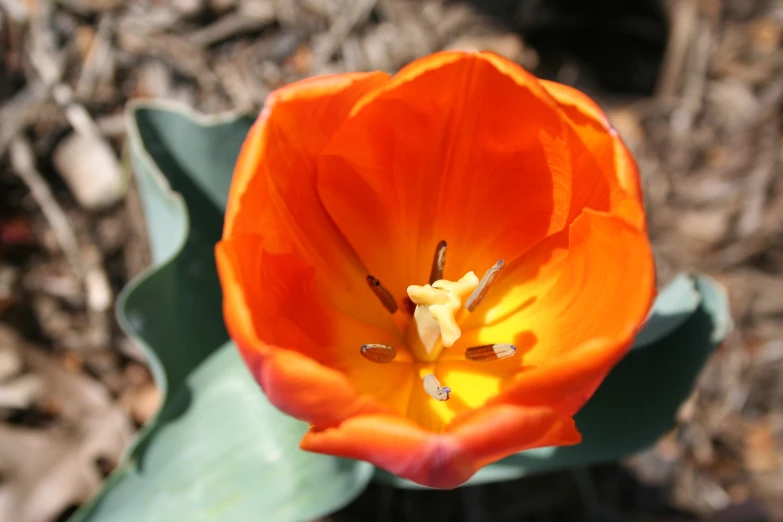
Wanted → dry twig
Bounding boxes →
[8,137,85,280]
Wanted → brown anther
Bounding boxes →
[423,374,451,401]
[428,240,447,284]
[360,344,397,363]
[367,275,398,313]
[465,260,504,312]
[465,343,517,362]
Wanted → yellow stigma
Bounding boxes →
[406,272,479,361]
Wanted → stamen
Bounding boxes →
[367,275,398,314]
[360,344,397,363]
[465,343,517,362]
[465,260,504,312]
[422,374,451,401]
[428,240,447,284]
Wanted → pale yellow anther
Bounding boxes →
[406,272,479,361]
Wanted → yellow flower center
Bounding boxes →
[360,240,518,403]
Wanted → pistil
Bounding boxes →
[406,272,478,362]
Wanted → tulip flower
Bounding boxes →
[216,51,655,488]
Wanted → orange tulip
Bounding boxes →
[216,51,655,488]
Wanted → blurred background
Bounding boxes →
[0,0,782,520]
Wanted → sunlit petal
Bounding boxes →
[225,72,394,330]
[317,52,572,301]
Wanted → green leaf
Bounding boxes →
[375,273,732,487]
[70,101,372,522]
[632,272,703,350]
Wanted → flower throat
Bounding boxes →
[361,240,517,402]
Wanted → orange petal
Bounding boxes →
[463,210,655,369]
[218,237,391,427]
[301,415,462,487]
[216,235,300,357]
[317,51,572,300]
[541,80,646,229]
[490,334,636,417]
[251,348,392,428]
[224,72,394,329]
[445,404,581,474]
[301,405,579,488]
[403,211,653,430]
[458,226,569,333]
[217,236,415,418]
